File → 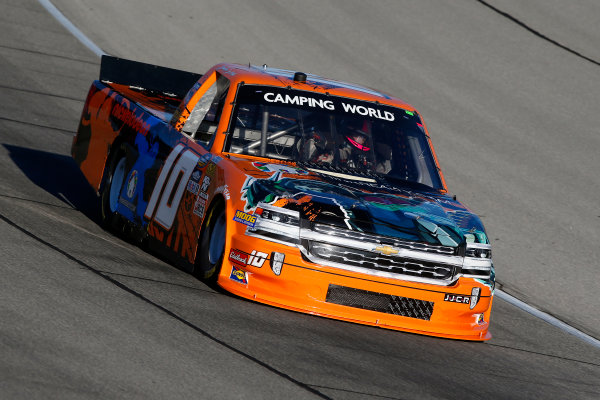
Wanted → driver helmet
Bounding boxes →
[345,122,371,152]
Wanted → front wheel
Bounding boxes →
[195,203,226,281]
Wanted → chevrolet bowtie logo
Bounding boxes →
[374,245,399,256]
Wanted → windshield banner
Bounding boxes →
[240,85,397,122]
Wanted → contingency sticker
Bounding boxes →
[187,180,200,195]
[233,210,256,227]
[126,170,138,198]
[229,265,248,284]
[229,249,248,266]
[193,197,206,218]
[200,175,211,192]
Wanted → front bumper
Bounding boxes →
[217,235,493,341]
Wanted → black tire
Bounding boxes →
[195,202,226,281]
[100,150,128,230]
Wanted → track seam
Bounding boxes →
[0,212,331,400]
[0,116,74,135]
[0,84,84,102]
[0,44,98,64]
[476,0,600,67]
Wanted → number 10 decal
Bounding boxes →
[145,144,200,230]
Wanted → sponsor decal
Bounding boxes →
[247,250,268,268]
[126,170,138,199]
[444,294,471,304]
[341,103,395,121]
[373,245,399,256]
[206,162,217,177]
[263,92,394,121]
[476,314,485,324]
[230,265,248,284]
[191,170,201,182]
[197,153,212,168]
[198,191,209,200]
[187,180,200,195]
[111,102,151,136]
[233,210,257,227]
[193,197,206,218]
[264,92,335,110]
[200,175,211,192]
[229,249,248,266]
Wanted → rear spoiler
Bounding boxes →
[99,55,202,98]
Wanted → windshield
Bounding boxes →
[226,85,443,190]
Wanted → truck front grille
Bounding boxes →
[309,241,456,281]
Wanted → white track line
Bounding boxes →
[37,0,106,58]
[39,0,600,350]
[497,289,600,349]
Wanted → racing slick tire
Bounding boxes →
[100,149,128,231]
[195,200,226,281]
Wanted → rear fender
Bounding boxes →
[73,83,123,192]
[73,81,145,193]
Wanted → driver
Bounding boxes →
[299,126,333,163]
[338,122,372,169]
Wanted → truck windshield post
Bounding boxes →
[260,106,269,157]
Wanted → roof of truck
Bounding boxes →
[212,63,416,111]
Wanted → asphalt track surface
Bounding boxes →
[1,0,599,398]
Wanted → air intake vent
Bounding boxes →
[326,285,434,320]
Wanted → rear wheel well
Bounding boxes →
[99,139,126,193]
[99,140,138,230]
[100,138,138,193]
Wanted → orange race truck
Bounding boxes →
[72,56,495,340]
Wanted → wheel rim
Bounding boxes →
[208,210,226,265]
[109,157,126,213]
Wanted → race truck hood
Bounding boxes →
[237,161,489,248]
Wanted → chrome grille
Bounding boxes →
[326,285,434,320]
[309,242,456,281]
[312,223,456,256]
